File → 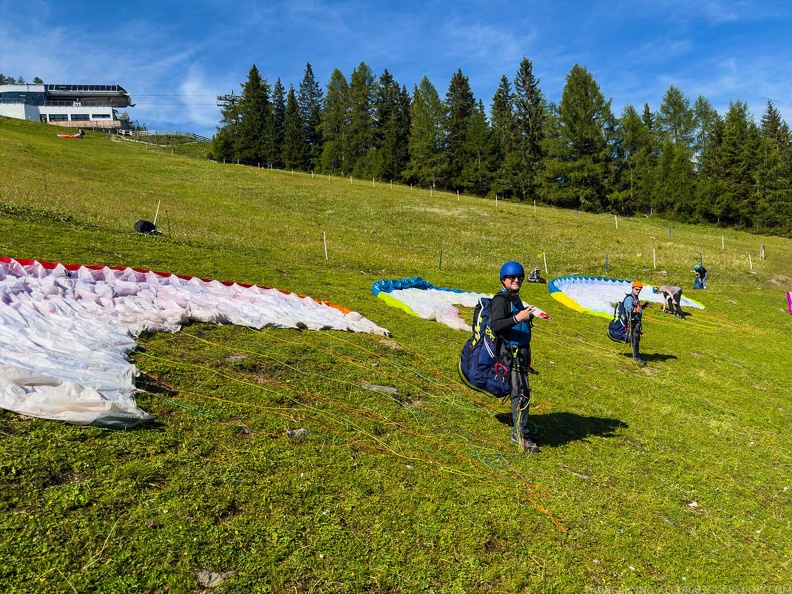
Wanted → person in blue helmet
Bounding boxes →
[653,285,685,318]
[490,261,541,453]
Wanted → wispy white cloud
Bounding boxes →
[2,0,791,136]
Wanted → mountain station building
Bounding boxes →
[0,82,134,131]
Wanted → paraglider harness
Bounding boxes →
[458,296,512,397]
[608,293,644,343]
[458,293,532,400]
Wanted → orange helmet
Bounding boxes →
[631,281,644,289]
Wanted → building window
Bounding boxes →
[71,114,90,121]
[49,114,68,122]
[92,113,111,119]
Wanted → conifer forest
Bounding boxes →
[211,59,792,236]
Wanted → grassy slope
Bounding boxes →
[1,117,791,592]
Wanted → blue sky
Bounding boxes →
[2,0,790,139]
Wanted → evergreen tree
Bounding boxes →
[212,95,241,162]
[755,101,792,233]
[443,69,476,191]
[320,68,350,174]
[719,101,761,227]
[347,61,377,177]
[656,85,696,217]
[270,78,286,169]
[298,63,325,171]
[697,101,760,226]
[489,75,515,197]
[460,99,495,196]
[404,76,445,188]
[511,57,545,200]
[692,96,720,166]
[613,104,659,214]
[373,70,410,182]
[283,85,308,170]
[539,64,614,211]
[237,64,274,166]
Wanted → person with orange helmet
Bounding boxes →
[623,281,650,366]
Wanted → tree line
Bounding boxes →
[208,60,787,237]
[0,71,43,85]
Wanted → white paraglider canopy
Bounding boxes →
[0,258,389,428]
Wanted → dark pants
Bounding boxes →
[500,343,532,438]
[668,294,684,316]
[629,319,642,361]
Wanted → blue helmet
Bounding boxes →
[693,265,701,272]
[499,261,525,279]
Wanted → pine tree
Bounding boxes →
[613,104,659,214]
[347,61,377,178]
[404,76,445,188]
[460,99,495,196]
[489,75,514,197]
[692,96,720,165]
[443,69,476,191]
[212,97,240,163]
[283,85,308,170]
[755,102,792,233]
[656,85,696,217]
[237,64,274,166]
[511,57,545,200]
[320,68,350,174]
[373,70,410,182]
[698,101,760,227]
[270,78,286,169]
[539,64,613,211]
[298,63,325,172]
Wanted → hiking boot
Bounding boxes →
[634,358,647,366]
[521,436,541,453]
[511,431,541,453]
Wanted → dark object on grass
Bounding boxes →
[134,219,161,235]
[527,267,546,283]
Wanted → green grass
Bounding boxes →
[1,116,791,592]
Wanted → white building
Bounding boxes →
[0,82,134,131]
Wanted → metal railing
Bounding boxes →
[127,130,211,143]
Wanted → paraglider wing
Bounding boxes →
[372,277,550,331]
[0,258,389,428]
[548,275,704,318]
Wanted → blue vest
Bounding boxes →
[501,292,532,348]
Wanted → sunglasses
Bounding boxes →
[504,275,525,281]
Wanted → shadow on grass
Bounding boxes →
[639,352,678,363]
[495,411,627,448]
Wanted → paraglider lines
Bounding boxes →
[134,329,565,531]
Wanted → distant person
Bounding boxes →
[490,261,540,453]
[693,264,708,289]
[623,281,650,366]
[653,285,685,318]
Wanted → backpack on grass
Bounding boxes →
[458,297,511,397]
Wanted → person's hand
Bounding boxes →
[515,307,534,322]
